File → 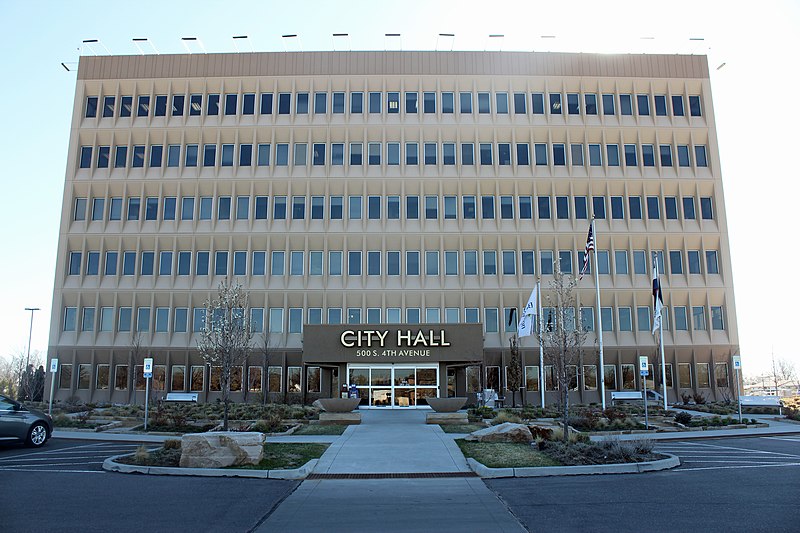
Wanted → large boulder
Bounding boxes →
[180,432,265,468]
[465,422,533,443]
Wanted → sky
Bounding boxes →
[1,0,797,377]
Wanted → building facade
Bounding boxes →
[48,51,738,407]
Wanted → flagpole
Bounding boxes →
[592,219,606,410]
[655,255,668,410]
[538,279,545,408]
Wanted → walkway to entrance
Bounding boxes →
[312,409,470,474]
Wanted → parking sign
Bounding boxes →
[732,355,741,370]
[50,358,58,373]
[639,356,648,375]
[143,357,153,378]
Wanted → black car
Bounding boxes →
[0,394,53,447]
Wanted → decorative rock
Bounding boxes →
[179,432,265,468]
[465,422,533,443]
[425,397,468,412]
[528,425,554,440]
[317,398,361,413]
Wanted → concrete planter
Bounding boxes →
[317,398,361,413]
[426,397,467,413]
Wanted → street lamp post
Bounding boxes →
[24,307,40,400]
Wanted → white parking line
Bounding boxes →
[688,441,800,459]
[676,462,800,472]
[0,455,128,463]
[0,468,104,474]
[0,461,105,469]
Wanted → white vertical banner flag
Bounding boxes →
[518,286,539,338]
[652,255,664,335]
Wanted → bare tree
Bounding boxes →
[129,332,144,405]
[507,336,522,407]
[197,279,253,430]
[536,267,588,441]
[1,349,43,400]
[259,332,273,405]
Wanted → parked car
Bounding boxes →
[0,394,53,447]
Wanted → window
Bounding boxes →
[606,144,620,166]
[700,197,713,220]
[367,251,381,275]
[559,250,572,274]
[610,196,624,219]
[425,251,439,276]
[278,93,291,114]
[78,365,90,390]
[456,92,472,114]
[596,250,610,274]
[502,250,516,275]
[498,143,511,165]
[406,196,419,219]
[515,143,530,165]
[689,144,709,170]
[537,196,551,219]
[696,363,710,388]
[674,306,688,331]
[387,92,399,113]
[104,251,118,276]
[687,250,701,274]
[600,307,613,331]
[97,146,110,168]
[628,196,642,220]
[294,143,308,166]
[588,144,602,166]
[444,251,458,275]
[513,93,527,114]
[288,308,303,333]
[592,196,606,219]
[464,250,478,275]
[715,363,729,388]
[530,93,544,114]
[460,143,474,165]
[692,306,707,330]
[478,92,491,113]
[646,196,660,219]
[706,251,719,274]
[614,250,629,275]
[621,364,636,390]
[660,145,673,167]
[271,251,285,276]
[552,144,566,165]
[678,363,692,388]
[624,144,638,166]
[641,144,655,167]
[495,92,509,114]
[637,307,650,332]
[581,307,594,331]
[481,196,494,219]
[672,95,685,116]
[387,251,400,275]
[689,95,702,117]
[406,251,420,276]
[295,93,309,114]
[484,308,499,333]
[600,93,615,115]
[367,143,381,165]
[368,92,381,114]
[665,197,678,220]
[331,92,345,114]
[79,146,93,169]
[137,95,150,116]
[479,143,492,165]
[140,251,155,275]
[123,251,136,275]
[348,251,362,276]
[350,92,363,113]
[636,94,650,116]
[567,93,579,114]
[711,306,725,330]
[423,92,436,113]
[405,92,418,114]
[549,93,561,114]
[292,196,305,219]
[619,94,632,115]
[329,251,342,276]
[269,308,283,333]
[681,197,696,220]
[669,250,683,274]
[405,142,418,165]
[462,196,476,219]
[424,143,437,165]
[425,195,438,219]
[540,250,554,275]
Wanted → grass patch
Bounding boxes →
[456,439,561,468]
[235,443,329,470]
[117,445,181,467]
[439,424,486,434]
[292,424,348,436]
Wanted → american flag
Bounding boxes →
[579,223,594,280]
[652,255,664,335]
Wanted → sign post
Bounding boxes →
[639,356,649,430]
[143,357,153,431]
[733,355,742,423]
[48,358,58,416]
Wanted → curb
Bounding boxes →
[102,453,317,480]
[466,454,680,478]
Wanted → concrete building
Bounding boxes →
[48,50,738,407]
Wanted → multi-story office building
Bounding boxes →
[48,51,738,407]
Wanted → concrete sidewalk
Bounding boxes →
[312,409,469,474]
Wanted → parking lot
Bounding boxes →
[655,435,800,472]
[0,439,143,473]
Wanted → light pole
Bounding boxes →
[24,307,40,400]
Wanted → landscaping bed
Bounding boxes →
[115,441,328,470]
[457,437,662,468]
[292,424,348,436]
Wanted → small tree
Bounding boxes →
[537,266,588,441]
[197,279,253,430]
[507,336,522,407]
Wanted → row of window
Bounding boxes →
[61,303,726,335]
[85,91,703,120]
[57,362,312,394]
[73,194,715,223]
[478,361,730,393]
[78,141,710,170]
[56,359,728,395]
[67,248,721,279]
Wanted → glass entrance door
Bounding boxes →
[347,364,439,408]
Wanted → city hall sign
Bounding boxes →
[303,324,483,363]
